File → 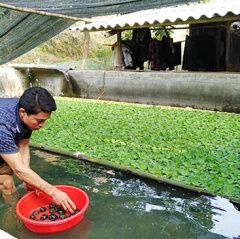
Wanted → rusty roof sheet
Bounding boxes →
[75,0,240,32]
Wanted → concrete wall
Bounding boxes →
[69,70,240,112]
[0,67,240,113]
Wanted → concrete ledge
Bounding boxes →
[0,229,17,239]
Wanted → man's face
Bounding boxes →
[19,109,51,131]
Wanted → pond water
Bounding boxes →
[0,148,239,239]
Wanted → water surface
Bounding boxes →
[0,148,239,239]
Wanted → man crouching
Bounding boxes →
[0,87,76,213]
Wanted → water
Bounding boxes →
[0,148,239,239]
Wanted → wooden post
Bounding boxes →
[81,31,90,69]
[116,32,123,69]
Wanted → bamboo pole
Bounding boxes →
[30,142,214,196]
[0,3,94,22]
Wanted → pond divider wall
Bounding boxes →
[0,66,240,112]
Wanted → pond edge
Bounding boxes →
[30,142,217,196]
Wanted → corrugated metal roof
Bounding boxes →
[76,0,240,32]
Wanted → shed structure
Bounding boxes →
[72,0,240,72]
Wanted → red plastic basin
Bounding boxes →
[16,185,90,234]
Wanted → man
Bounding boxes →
[0,87,76,212]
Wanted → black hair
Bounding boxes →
[18,87,57,115]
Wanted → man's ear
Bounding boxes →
[19,108,26,118]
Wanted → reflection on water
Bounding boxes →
[210,197,240,238]
[0,148,239,239]
[19,218,91,239]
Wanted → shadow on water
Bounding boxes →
[0,148,240,239]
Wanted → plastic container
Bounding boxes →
[16,185,90,234]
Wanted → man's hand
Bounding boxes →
[51,187,76,213]
[23,183,76,213]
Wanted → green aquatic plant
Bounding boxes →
[31,97,240,201]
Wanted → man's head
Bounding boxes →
[18,87,57,131]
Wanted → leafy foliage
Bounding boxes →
[31,98,240,200]
[152,28,173,40]
[121,30,133,40]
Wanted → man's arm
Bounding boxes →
[18,138,30,167]
[0,151,76,212]
[18,138,32,191]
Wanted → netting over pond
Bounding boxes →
[0,0,197,18]
[0,7,75,66]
